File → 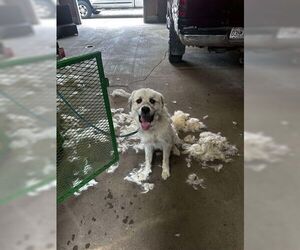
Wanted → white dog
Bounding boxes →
[129,88,180,180]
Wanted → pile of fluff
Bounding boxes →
[182,131,238,165]
[171,110,206,133]
[111,108,142,154]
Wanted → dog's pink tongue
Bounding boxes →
[141,117,151,130]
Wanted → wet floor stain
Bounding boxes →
[122,216,129,224]
[121,206,125,210]
[92,217,96,222]
[85,243,90,248]
[88,230,91,235]
[73,246,78,250]
[129,219,134,225]
[67,240,71,245]
[130,201,133,205]
[106,202,113,209]
[72,234,75,241]
[107,189,113,199]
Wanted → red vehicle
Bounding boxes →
[166,0,244,63]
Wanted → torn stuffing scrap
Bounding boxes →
[111,89,131,98]
[106,162,119,173]
[186,173,206,190]
[171,110,205,133]
[182,131,238,164]
[124,163,154,193]
[244,131,289,171]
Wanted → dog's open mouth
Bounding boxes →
[139,114,154,131]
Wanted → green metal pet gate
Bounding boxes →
[0,54,55,204]
[57,52,119,203]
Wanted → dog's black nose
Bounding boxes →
[141,106,150,114]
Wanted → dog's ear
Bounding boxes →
[128,90,136,110]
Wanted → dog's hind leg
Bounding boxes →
[172,145,180,156]
[162,145,171,180]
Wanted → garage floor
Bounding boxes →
[57,18,243,250]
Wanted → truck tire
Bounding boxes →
[168,22,185,63]
[78,0,92,19]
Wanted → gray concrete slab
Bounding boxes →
[58,18,243,250]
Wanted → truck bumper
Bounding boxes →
[179,34,243,47]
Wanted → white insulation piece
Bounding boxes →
[244,131,289,171]
[186,173,206,190]
[183,131,238,163]
[171,111,205,133]
[124,163,154,193]
[111,89,131,98]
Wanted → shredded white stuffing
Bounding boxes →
[141,183,155,194]
[106,162,119,174]
[203,164,223,172]
[186,173,206,190]
[171,110,189,131]
[124,163,154,193]
[172,100,177,104]
[185,118,206,132]
[9,127,56,149]
[171,111,205,133]
[27,180,56,196]
[111,89,131,98]
[74,179,98,196]
[244,131,289,171]
[112,110,141,154]
[203,115,208,120]
[183,135,196,144]
[111,108,125,114]
[182,131,238,164]
[185,157,192,168]
[232,121,238,125]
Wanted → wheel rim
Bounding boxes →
[79,4,88,17]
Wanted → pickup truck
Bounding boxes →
[166,0,244,63]
[77,0,143,19]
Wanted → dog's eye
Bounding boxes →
[136,98,142,104]
[149,98,156,104]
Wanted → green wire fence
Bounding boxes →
[57,52,119,203]
[0,54,56,204]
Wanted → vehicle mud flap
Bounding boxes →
[169,22,185,56]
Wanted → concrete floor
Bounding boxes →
[58,18,243,250]
[245,51,300,250]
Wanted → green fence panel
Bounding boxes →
[0,54,56,204]
[57,52,119,203]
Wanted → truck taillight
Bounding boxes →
[179,0,187,17]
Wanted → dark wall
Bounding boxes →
[144,0,167,23]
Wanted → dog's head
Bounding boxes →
[129,88,165,131]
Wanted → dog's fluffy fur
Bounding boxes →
[129,88,179,180]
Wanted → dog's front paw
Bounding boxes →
[161,169,170,180]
